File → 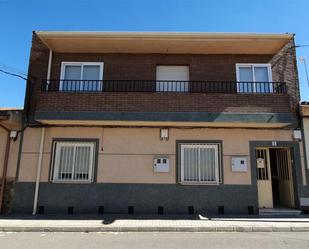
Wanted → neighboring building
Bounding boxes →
[0,109,22,213]
[299,103,309,210]
[6,31,309,215]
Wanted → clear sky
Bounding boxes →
[0,0,309,108]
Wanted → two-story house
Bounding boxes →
[9,31,309,215]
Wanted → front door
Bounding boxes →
[256,148,273,208]
[274,148,295,208]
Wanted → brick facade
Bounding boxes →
[26,34,299,120]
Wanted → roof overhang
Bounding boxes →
[0,109,23,130]
[35,31,293,54]
[34,111,297,129]
[300,104,309,117]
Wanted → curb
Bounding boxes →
[1,226,309,232]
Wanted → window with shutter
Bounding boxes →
[156,66,189,92]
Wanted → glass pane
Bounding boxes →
[200,147,216,182]
[82,65,101,91]
[238,67,253,93]
[254,67,270,93]
[183,147,199,182]
[64,66,81,80]
[63,65,81,91]
[58,146,74,180]
[82,66,100,80]
[74,146,91,181]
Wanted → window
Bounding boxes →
[52,141,96,183]
[156,66,189,92]
[180,143,220,184]
[60,62,104,91]
[236,64,272,93]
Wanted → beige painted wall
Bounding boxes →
[17,127,299,185]
[0,127,20,180]
[303,118,309,168]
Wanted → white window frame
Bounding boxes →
[236,63,273,93]
[180,143,220,185]
[52,141,96,183]
[59,62,104,91]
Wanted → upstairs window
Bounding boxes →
[236,64,272,93]
[156,66,189,92]
[52,141,96,183]
[60,62,104,91]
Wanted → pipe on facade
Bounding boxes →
[0,127,11,214]
[32,127,45,215]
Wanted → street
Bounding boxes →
[0,232,308,249]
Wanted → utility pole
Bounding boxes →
[300,56,309,88]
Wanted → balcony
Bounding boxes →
[35,79,293,127]
[41,80,287,94]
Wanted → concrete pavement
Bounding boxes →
[0,215,309,232]
[0,232,309,249]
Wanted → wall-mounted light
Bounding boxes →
[160,128,169,141]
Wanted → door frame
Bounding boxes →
[250,141,301,209]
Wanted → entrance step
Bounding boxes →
[259,208,302,216]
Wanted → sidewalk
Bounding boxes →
[1,215,309,232]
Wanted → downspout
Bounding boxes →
[46,49,52,90]
[0,127,10,214]
[32,127,45,215]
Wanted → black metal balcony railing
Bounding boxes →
[41,80,287,94]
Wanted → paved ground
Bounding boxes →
[1,215,309,232]
[0,232,309,249]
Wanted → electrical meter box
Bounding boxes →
[257,158,265,168]
[154,157,170,173]
[231,157,248,172]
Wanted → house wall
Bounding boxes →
[12,126,307,215]
[17,127,296,184]
[26,34,299,120]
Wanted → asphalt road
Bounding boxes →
[0,232,308,249]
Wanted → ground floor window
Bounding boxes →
[52,140,96,183]
[180,143,221,184]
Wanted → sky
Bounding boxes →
[0,0,309,108]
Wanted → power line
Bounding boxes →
[292,45,309,48]
[0,63,27,77]
[0,68,28,81]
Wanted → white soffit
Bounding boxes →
[35,31,293,54]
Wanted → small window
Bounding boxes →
[180,143,220,184]
[60,62,104,91]
[52,141,96,183]
[236,64,272,93]
[156,66,189,92]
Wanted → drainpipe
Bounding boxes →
[32,127,45,215]
[0,127,10,214]
[46,49,52,90]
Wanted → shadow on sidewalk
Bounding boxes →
[1,213,309,225]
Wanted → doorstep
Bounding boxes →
[0,214,309,232]
[259,208,302,217]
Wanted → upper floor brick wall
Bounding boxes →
[25,34,300,120]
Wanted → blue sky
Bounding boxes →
[0,0,309,107]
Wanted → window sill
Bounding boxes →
[179,182,221,186]
[52,180,93,184]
